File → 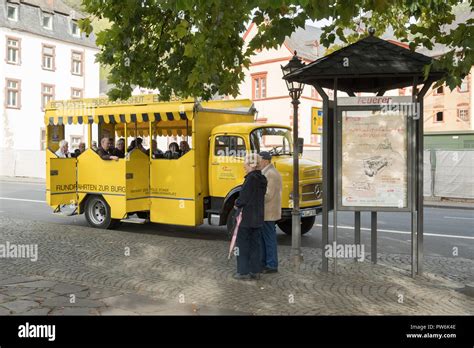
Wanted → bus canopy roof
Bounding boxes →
[44,95,255,126]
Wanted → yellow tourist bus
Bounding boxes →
[44,95,322,235]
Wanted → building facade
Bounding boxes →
[238,21,473,158]
[238,23,325,161]
[424,72,473,137]
[0,0,99,178]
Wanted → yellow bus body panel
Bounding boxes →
[76,149,126,219]
[126,149,150,213]
[150,151,196,226]
[46,149,77,206]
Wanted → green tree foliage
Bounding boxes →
[79,0,473,100]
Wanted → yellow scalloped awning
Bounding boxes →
[45,100,195,125]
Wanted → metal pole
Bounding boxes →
[313,84,329,272]
[354,211,361,261]
[417,93,425,275]
[371,211,377,264]
[410,77,418,277]
[291,97,302,268]
[415,78,435,276]
[333,79,338,273]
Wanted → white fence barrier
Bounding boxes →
[423,150,432,197]
[432,150,474,199]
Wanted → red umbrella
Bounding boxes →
[228,210,242,259]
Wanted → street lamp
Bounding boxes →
[281,51,305,268]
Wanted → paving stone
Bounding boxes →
[99,308,140,315]
[1,287,38,297]
[2,299,40,313]
[0,216,473,315]
[50,283,89,295]
[42,296,104,308]
[20,308,52,315]
[0,306,11,315]
[0,293,14,303]
[8,280,58,288]
[50,307,100,315]
[0,276,42,286]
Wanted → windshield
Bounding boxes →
[250,127,293,156]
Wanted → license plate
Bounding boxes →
[301,209,316,217]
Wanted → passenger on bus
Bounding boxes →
[91,141,98,151]
[97,137,119,161]
[164,142,181,159]
[108,138,115,152]
[78,142,86,154]
[149,139,164,159]
[113,138,125,158]
[72,142,86,158]
[55,140,70,158]
[128,138,145,153]
[180,141,190,155]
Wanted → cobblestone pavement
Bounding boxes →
[0,216,473,315]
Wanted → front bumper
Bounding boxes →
[280,206,322,219]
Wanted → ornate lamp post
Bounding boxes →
[281,51,305,267]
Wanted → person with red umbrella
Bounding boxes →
[232,153,267,280]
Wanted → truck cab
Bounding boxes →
[208,123,322,235]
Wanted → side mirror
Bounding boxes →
[297,138,304,155]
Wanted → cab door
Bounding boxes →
[46,149,77,207]
[209,134,247,198]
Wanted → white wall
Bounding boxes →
[0,27,99,178]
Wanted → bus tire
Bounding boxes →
[277,216,315,236]
[85,196,120,230]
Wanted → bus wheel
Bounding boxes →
[277,216,315,236]
[85,196,120,229]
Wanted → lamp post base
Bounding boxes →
[291,250,304,269]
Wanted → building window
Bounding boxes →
[311,87,319,99]
[71,51,83,75]
[70,135,83,150]
[6,37,20,64]
[457,108,469,122]
[458,77,469,93]
[40,128,46,151]
[214,136,246,157]
[42,84,55,110]
[42,44,55,70]
[252,73,267,99]
[434,111,444,123]
[71,88,83,99]
[433,85,444,95]
[71,21,80,37]
[5,79,21,108]
[7,4,18,21]
[42,12,53,30]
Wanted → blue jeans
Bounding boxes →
[261,221,278,270]
[236,226,262,275]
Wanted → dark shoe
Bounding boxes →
[233,273,251,280]
[262,267,278,274]
[249,273,260,280]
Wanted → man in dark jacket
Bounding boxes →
[97,137,119,161]
[234,153,267,280]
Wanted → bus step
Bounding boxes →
[53,205,78,216]
[120,217,148,224]
[205,209,220,215]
